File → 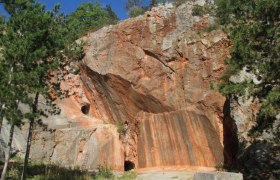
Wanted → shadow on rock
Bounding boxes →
[238,140,280,180]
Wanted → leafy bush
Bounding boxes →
[192,5,204,16]
[96,165,114,179]
[221,63,240,82]
[7,165,21,179]
[218,82,247,96]
[116,122,126,135]
[192,4,214,16]
[210,82,215,90]
[128,6,146,17]
[260,89,280,118]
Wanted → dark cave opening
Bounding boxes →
[81,103,90,115]
[223,98,239,167]
[124,161,135,171]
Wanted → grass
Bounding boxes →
[4,158,138,180]
[118,170,137,180]
[5,162,93,180]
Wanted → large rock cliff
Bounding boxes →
[27,1,235,172]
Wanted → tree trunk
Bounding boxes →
[1,123,15,180]
[0,67,13,134]
[0,105,5,134]
[21,92,39,180]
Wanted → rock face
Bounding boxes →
[28,1,234,171]
[229,68,280,179]
[31,126,123,170]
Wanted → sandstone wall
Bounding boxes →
[76,1,230,170]
[27,1,233,171]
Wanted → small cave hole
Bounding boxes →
[81,103,90,115]
[124,161,135,171]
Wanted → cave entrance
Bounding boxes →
[124,160,135,171]
[81,103,90,115]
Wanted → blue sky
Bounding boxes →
[0,0,151,20]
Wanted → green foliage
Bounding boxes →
[218,82,247,96]
[118,170,137,180]
[0,1,69,121]
[125,0,150,18]
[96,165,113,179]
[128,6,146,17]
[5,162,92,180]
[116,121,126,135]
[221,63,240,82]
[260,89,280,120]
[198,24,220,35]
[67,2,119,42]
[216,0,280,131]
[210,82,215,90]
[7,165,21,179]
[192,4,214,16]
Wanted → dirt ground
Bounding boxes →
[137,171,194,180]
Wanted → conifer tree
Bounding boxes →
[67,2,119,42]
[0,0,68,179]
[216,0,280,132]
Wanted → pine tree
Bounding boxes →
[67,2,119,41]
[216,0,280,132]
[0,1,69,179]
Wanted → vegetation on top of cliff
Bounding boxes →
[216,0,280,133]
[66,2,119,42]
[125,0,178,17]
[125,0,149,17]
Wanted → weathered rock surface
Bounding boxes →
[6,1,236,172]
[75,1,230,171]
[31,125,123,170]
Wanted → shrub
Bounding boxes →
[7,166,21,179]
[96,165,114,179]
[221,63,240,82]
[129,6,146,17]
[117,122,126,135]
[192,4,215,16]
[218,82,247,96]
[210,82,215,90]
[5,162,92,180]
[192,5,204,16]
[118,170,137,180]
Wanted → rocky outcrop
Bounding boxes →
[25,1,235,172]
